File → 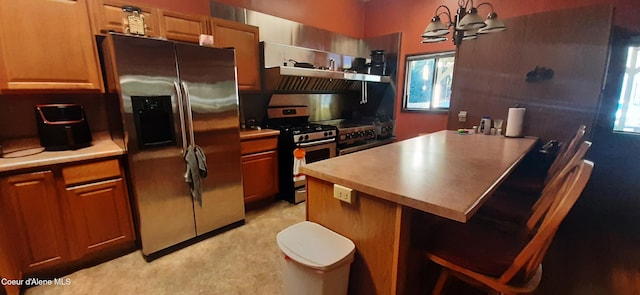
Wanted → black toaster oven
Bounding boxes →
[35,104,92,150]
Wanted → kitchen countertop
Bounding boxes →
[1,129,278,173]
[301,130,538,222]
[240,128,280,140]
[0,133,125,173]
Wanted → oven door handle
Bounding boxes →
[297,138,336,147]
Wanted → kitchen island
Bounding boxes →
[300,130,538,294]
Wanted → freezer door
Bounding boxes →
[175,43,245,235]
[107,34,196,255]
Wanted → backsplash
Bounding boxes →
[0,94,110,147]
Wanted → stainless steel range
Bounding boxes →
[333,121,377,147]
[322,117,395,155]
[265,106,337,203]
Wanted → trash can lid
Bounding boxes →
[277,221,355,270]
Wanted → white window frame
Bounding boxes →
[614,45,640,133]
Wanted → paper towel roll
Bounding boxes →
[505,108,526,137]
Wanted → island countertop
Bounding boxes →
[300,130,538,222]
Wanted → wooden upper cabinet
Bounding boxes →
[0,0,103,93]
[159,10,208,43]
[88,0,160,37]
[211,18,261,91]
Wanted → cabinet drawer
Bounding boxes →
[62,159,121,186]
[240,137,278,155]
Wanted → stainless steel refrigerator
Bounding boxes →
[103,33,245,257]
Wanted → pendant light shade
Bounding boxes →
[422,36,448,43]
[477,12,506,34]
[462,29,478,41]
[422,16,450,37]
[420,1,505,46]
[456,8,486,31]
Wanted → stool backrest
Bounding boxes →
[546,125,586,183]
[499,159,594,284]
[526,141,592,232]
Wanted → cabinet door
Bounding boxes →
[65,178,134,256]
[0,0,103,93]
[159,10,208,43]
[211,18,261,91]
[88,0,160,37]
[1,171,69,272]
[241,150,279,203]
[0,195,22,295]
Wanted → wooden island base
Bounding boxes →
[302,131,538,294]
[307,177,418,295]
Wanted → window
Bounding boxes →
[614,45,640,133]
[403,52,455,111]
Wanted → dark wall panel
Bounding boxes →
[447,5,613,143]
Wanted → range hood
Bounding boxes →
[263,66,391,92]
[261,42,391,93]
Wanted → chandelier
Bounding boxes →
[421,0,506,45]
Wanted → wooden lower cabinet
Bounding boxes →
[241,151,279,203]
[1,171,69,272]
[66,178,134,256]
[0,158,135,279]
[240,131,280,205]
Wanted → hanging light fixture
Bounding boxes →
[421,0,506,46]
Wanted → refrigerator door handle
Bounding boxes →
[181,81,196,145]
[174,81,188,154]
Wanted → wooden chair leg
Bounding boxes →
[432,268,450,295]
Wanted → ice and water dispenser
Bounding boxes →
[131,96,176,149]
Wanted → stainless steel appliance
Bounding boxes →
[324,117,395,155]
[332,121,377,147]
[265,106,337,203]
[375,120,394,140]
[370,49,386,75]
[261,42,392,93]
[103,33,245,258]
[35,103,92,150]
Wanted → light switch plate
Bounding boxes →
[333,184,356,203]
[458,111,467,122]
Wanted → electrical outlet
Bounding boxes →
[333,184,355,203]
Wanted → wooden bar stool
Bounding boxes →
[498,124,586,195]
[473,124,588,228]
[425,159,594,295]
[475,141,592,232]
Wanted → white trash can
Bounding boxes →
[276,221,356,295]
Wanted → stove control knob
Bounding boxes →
[329,131,333,136]
[324,131,328,136]
[298,136,304,142]
[304,135,309,140]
